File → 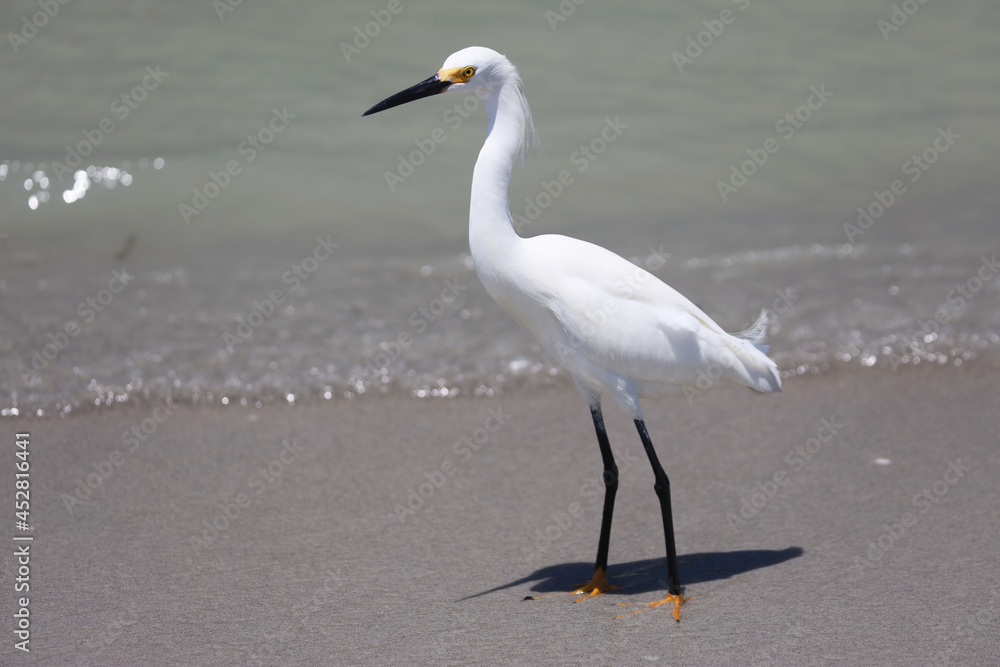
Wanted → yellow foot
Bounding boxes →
[522,567,618,601]
[572,567,618,601]
[616,593,689,621]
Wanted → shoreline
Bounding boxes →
[4,357,998,420]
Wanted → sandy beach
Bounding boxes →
[3,364,998,664]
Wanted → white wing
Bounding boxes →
[512,234,781,394]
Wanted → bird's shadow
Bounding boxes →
[459,547,803,601]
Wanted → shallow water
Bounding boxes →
[1,0,998,415]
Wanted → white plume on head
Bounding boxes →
[508,68,539,165]
[443,46,539,164]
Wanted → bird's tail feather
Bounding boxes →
[734,309,770,353]
[727,309,781,393]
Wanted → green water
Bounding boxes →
[1,0,999,413]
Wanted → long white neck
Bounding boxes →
[468,80,531,278]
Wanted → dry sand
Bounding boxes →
[2,365,999,664]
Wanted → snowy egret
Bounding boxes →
[364,46,781,621]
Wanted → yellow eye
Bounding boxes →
[463,66,476,79]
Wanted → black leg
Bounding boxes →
[591,404,618,575]
[634,418,681,597]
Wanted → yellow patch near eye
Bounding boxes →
[438,66,476,83]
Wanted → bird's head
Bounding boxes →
[363,47,538,163]
[362,46,514,117]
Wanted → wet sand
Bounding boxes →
[3,365,999,664]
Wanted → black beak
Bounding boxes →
[363,74,452,117]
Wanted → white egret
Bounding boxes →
[364,46,781,621]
